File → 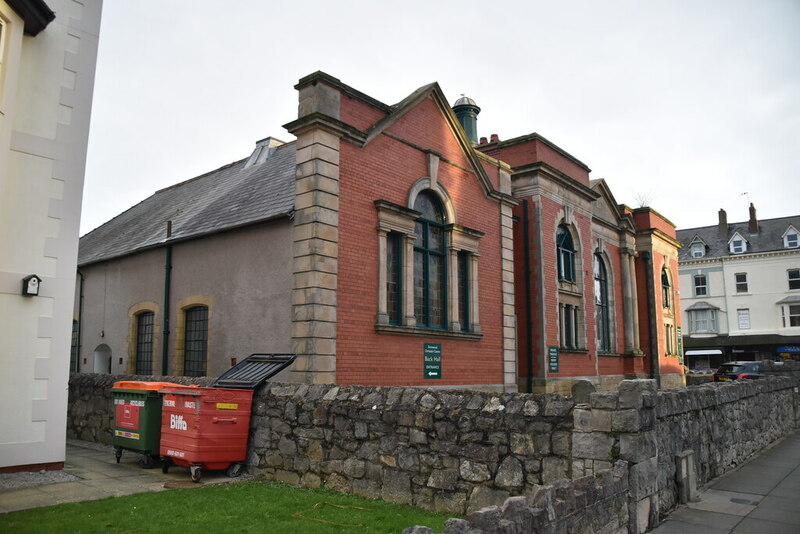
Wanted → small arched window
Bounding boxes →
[661,268,672,309]
[557,225,575,282]
[413,191,447,328]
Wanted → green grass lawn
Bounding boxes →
[0,481,451,533]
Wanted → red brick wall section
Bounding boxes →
[633,209,677,238]
[335,96,506,387]
[634,254,654,376]
[515,194,609,381]
[480,138,590,186]
[340,93,387,131]
[596,242,644,376]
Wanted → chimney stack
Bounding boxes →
[718,209,727,239]
[748,203,759,234]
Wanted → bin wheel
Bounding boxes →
[190,465,202,483]
[139,454,154,469]
[161,458,170,474]
[226,463,244,478]
[115,448,122,463]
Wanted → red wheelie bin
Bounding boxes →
[159,353,295,482]
[159,386,253,481]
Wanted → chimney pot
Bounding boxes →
[490,133,499,143]
[479,136,488,144]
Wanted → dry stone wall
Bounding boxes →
[654,377,798,512]
[67,368,800,533]
[249,383,574,514]
[404,462,631,534]
[66,373,214,444]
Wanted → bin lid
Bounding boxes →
[112,381,190,391]
[211,353,296,389]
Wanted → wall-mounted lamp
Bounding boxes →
[22,274,42,296]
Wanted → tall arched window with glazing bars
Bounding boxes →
[413,191,447,328]
[557,225,575,282]
[594,254,611,352]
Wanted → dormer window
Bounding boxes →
[690,242,705,258]
[729,233,747,254]
[783,226,799,249]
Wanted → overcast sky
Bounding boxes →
[80,0,800,235]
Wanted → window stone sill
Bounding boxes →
[558,348,588,355]
[375,324,483,340]
[599,351,645,358]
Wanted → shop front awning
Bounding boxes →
[684,349,723,356]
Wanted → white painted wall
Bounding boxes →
[721,253,800,336]
[0,0,102,470]
[680,250,800,339]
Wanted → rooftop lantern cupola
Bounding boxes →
[452,95,481,146]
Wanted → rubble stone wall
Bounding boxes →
[248,383,575,515]
[68,369,800,533]
[66,373,214,444]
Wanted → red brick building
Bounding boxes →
[75,72,683,392]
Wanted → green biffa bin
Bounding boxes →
[112,381,183,468]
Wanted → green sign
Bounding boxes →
[424,343,442,379]
[548,346,559,372]
[676,326,683,364]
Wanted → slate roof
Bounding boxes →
[676,214,800,261]
[78,141,296,266]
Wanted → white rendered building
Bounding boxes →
[0,0,101,471]
[677,205,800,369]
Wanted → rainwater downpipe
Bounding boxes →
[642,251,661,387]
[161,221,173,376]
[523,200,534,393]
[77,270,85,373]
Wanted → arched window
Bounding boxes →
[557,225,575,282]
[594,254,611,352]
[135,311,154,375]
[184,305,208,376]
[413,191,447,328]
[661,268,672,309]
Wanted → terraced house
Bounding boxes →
[678,205,800,369]
[74,72,683,392]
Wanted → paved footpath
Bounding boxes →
[0,440,239,514]
[650,430,800,534]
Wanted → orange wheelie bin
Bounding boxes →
[159,353,295,482]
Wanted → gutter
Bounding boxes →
[523,200,533,392]
[642,251,661,386]
[76,270,84,373]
